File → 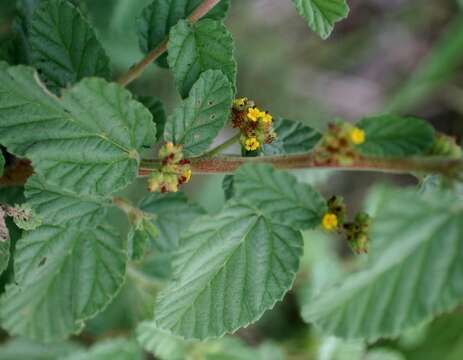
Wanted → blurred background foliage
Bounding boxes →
[1,0,463,359]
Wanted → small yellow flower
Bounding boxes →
[244,137,260,151]
[350,128,366,145]
[234,97,247,108]
[182,168,192,183]
[261,112,273,124]
[322,213,338,231]
[247,107,263,122]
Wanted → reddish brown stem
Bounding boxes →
[140,154,463,176]
[117,0,222,87]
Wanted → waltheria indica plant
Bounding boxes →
[0,0,462,359]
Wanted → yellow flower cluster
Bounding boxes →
[147,143,192,193]
[246,107,273,124]
[232,97,276,152]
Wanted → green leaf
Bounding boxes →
[168,19,236,98]
[291,0,349,39]
[262,118,321,155]
[137,321,189,360]
[137,321,285,360]
[222,174,235,200]
[233,164,327,230]
[25,175,109,227]
[401,311,463,360]
[137,0,230,68]
[154,200,303,340]
[0,152,4,176]
[164,69,233,157]
[30,0,111,93]
[303,188,463,341]
[139,96,167,142]
[0,337,82,360]
[357,115,435,158]
[0,225,127,341]
[139,192,205,253]
[0,64,156,195]
[64,338,143,360]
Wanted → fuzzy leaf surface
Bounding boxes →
[154,200,303,340]
[168,19,236,98]
[30,0,110,93]
[25,175,109,228]
[164,70,233,156]
[139,192,205,253]
[357,115,435,158]
[303,188,463,341]
[0,64,156,195]
[263,118,321,155]
[233,164,327,230]
[0,225,127,341]
[137,0,230,67]
[292,0,349,39]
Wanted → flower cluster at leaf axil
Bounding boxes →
[232,97,277,151]
[314,122,366,165]
[321,196,371,254]
[147,143,192,193]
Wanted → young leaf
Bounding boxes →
[262,118,321,155]
[233,164,327,230]
[139,192,205,253]
[30,0,111,93]
[25,175,109,227]
[0,64,156,195]
[137,0,230,68]
[303,188,463,341]
[154,200,303,340]
[291,0,349,39]
[164,70,233,157]
[168,19,236,98]
[356,115,435,158]
[0,225,127,341]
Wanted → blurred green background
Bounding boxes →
[1,0,463,359]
